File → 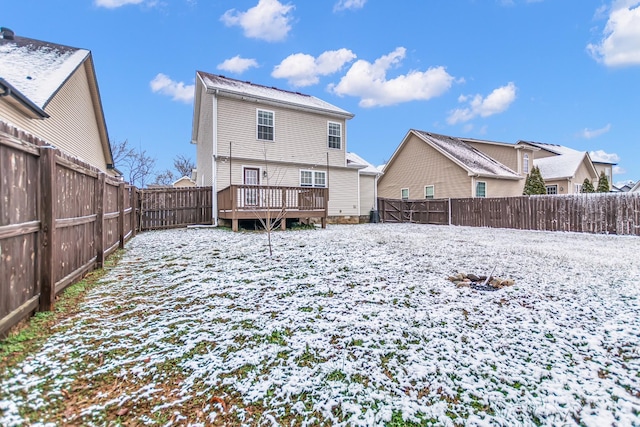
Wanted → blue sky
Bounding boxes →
[4,0,640,185]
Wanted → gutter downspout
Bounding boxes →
[211,89,219,226]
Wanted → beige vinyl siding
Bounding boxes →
[477,177,524,197]
[195,88,214,186]
[466,141,518,172]
[378,134,472,199]
[215,97,347,170]
[571,158,598,193]
[0,63,108,171]
[359,174,377,215]
[593,163,613,190]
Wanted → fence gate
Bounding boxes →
[377,198,449,225]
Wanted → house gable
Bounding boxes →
[0,32,113,172]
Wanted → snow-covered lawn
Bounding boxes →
[1,224,639,426]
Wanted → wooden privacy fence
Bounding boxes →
[0,126,136,337]
[378,194,640,236]
[139,187,212,231]
[377,198,449,225]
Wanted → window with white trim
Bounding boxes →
[475,182,486,198]
[257,109,274,141]
[328,122,342,149]
[425,185,434,199]
[401,188,409,200]
[523,153,529,174]
[546,185,558,195]
[575,184,583,193]
[300,170,326,187]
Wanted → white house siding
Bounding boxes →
[215,97,347,172]
[378,134,473,199]
[0,63,108,171]
[195,88,214,186]
[327,168,359,217]
[359,174,377,216]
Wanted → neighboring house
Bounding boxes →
[0,28,115,174]
[191,72,373,229]
[378,130,524,200]
[630,181,640,193]
[172,176,196,188]
[517,141,608,193]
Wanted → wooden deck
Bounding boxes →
[217,185,328,231]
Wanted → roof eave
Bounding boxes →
[205,85,354,120]
[0,78,49,118]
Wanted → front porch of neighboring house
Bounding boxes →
[217,185,328,232]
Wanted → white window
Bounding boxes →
[546,185,558,195]
[328,122,341,149]
[523,153,529,174]
[425,185,434,199]
[401,188,409,200]
[575,184,583,193]
[257,109,274,141]
[300,170,326,187]
[475,182,486,198]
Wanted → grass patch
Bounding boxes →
[0,250,125,378]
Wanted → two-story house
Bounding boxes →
[191,72,373,230]
[378,130,610,200]
[0,28,115,174]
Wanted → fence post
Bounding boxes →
[131,187,138,237]
[119,182,125,249]
[39,147,56,312]
[95,173,105,268]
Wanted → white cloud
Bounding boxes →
[334,0,367,12]
[579,124,612,139]
[272,49,356,87]
[150,73,194,103]
[329,47,454,107]
[95,0,144,7]
[221,0,294,42]
[613,166,626,175]
[589,149,620,163]
[447,82,517,124]
[217,56,259,74]
[587,0,640,66]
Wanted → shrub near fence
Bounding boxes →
[0,126,136,337]
[378,194,640,236]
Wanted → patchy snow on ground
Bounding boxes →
[1,224,639,426]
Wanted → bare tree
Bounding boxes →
[174,155,195,178]
[110,139,134,166]
[253,148,288,256]
[153,169,176,186]
[110,139,157,187]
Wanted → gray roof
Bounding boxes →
[518,141,579,156]
[197,72,354,119]
[414,130,521,179]
[0,34,88,109]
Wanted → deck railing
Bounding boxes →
[217,185,328,230]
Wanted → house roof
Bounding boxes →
[631,181,640,193]
[412,130,521,179]
[0,34,89,110]
[534,151,595,180]
[518,140,580,156]
[0,30,113,168]
[346,152,380,175]
[196,72,354,119]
